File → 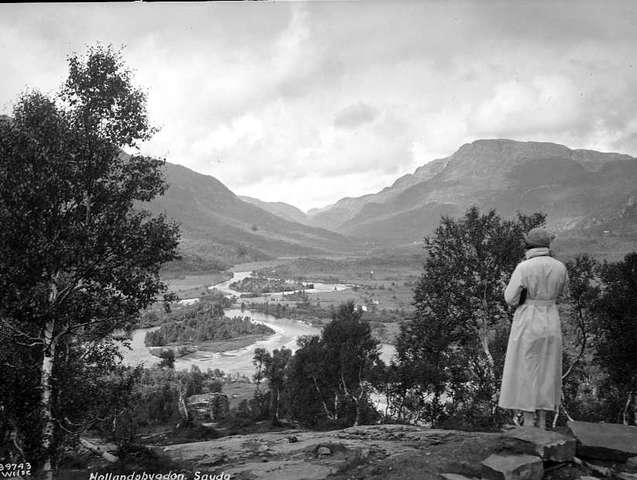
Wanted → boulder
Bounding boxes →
[568,421,637,461]
[481,454,543,480]
[317,446,332,456]
[186,392,230,421]
[503,426,576,462]
[627,457,637,468]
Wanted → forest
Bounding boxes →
[144,309,274,347]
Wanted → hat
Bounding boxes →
[523,228,555,248]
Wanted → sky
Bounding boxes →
[2,1,637,211]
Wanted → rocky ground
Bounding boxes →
[150,422,637,480]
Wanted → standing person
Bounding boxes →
[498,228,569,429]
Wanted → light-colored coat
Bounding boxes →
[498,247,569,412]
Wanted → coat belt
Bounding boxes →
[524,299,556,305]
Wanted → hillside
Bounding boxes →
[309,139,637,255]
[147,163,357,268]
[307,157,448,230]
[240,195,310,225]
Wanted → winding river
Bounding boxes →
[119,272,396,377]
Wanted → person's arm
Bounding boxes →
[504,263,525,306]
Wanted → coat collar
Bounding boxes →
[525,247,550,260]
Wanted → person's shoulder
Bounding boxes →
[546,255,568,273]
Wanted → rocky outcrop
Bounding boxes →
[159,425,503,480]
[156,423,637,480]
[481,453,543,480]
[503,426,576,462]
[186,393,230,422]
[568,421,637,461]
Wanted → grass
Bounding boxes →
[165,271,233,294]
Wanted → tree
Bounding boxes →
[322,302,380,426]
[555,254,601,425]
[263,348,292,425]
[285,302,380,427]
[285,335,334,426]
[593,252,637,424]
[0,45,179,476]
[158,350,176,369]
[396,207,545,428]
[252,347,268,393]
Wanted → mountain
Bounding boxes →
[307,156,448,230]
[309,139,637,253]
[147,163,357,268]
[239,196,310,225]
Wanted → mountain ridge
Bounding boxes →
[304,139,637,251]
[239,195,310,225]
[147,163,357,269]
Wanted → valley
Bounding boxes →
[153,139,637,276]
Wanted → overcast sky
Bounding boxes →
[2,2,637,211]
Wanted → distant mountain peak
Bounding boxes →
[306,139,637,254]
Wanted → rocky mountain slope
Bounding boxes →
[307,140,637,253]
[240,196,310,225]
[307,157,448,230]
[147,163,357,268]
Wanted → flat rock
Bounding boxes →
[159,425,509,480]
[616,474,637,480]
[481,454,543,480]
[440,474,476,480]
[568,421,637,461]
[503,426,576,462]
[582,461,611,477]
[224,460,337,480]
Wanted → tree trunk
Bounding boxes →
[354,400,361,426]
[272,389,280,426]
[623,391,634,425]
[79,438,119,463]
[39,318,56,480]
[177,388,189,426]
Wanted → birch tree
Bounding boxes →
[0,45,179,477]
[396,207,545,427]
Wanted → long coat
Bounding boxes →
[498,247,569,412]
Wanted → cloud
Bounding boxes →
[334,102,379,129]
[2,2,637,210]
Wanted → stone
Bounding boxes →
[481,454,543,480]
[441,474,475,480]
[503,426,576,462]
[568,421,637,461]
[627,457,637,468]
[317,446,332,456]
[616,474,637,480]
[582,461,611,478]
